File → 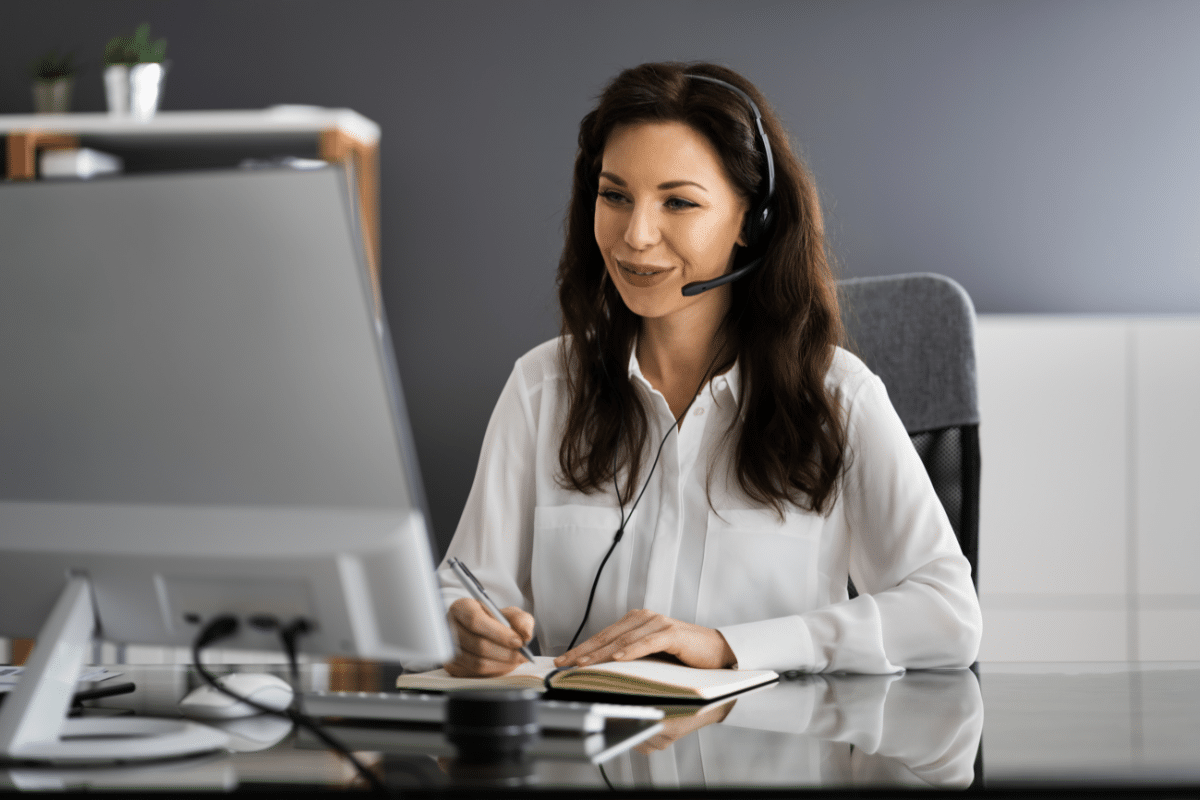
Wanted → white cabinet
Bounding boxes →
[976,316,1200,661]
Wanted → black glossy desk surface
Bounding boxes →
[3,662,1199,794]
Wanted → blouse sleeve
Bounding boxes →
[436,360,539,618]
[718,370,982,672]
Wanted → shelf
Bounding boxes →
[1,107,381,288]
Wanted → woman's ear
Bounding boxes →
[735,198,751,248]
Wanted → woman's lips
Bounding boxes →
[616,260,673,288]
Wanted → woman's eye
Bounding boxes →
[665,197,698,211]
[599,190,628,205]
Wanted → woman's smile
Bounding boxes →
[617,259,674,287]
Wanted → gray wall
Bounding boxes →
[5,0,1199,552]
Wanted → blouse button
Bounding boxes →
[694,406,705,417]
[715,378,728,392]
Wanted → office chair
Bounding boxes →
[838,273,980,590]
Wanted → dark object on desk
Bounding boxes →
[445,689,540,760]
[0,682,137,710]
[444,689,542,788]
[839,273,981,589]
[71,682,137,707]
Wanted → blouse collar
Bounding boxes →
[625,345,743,408]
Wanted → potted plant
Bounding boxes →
[30,49,77,114]
[103,23,168,119]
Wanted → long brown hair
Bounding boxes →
[557,62,846,515]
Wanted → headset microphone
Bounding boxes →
[681,256,763,296]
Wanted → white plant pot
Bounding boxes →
[104,62,168,120]
[104,65,130,115]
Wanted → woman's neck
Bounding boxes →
[637,300,732,422]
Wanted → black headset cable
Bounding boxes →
[191,616,388,795]
[564,340,731,653]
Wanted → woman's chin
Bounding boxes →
[613,288,677,320]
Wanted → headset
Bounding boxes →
[562,73,778,653]
[679,73,777,297]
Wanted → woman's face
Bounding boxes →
[594,121,748,321]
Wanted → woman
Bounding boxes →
[438,62,981,676]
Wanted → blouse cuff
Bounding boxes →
[717,615,815,672]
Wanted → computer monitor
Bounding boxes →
[0,166,454,762]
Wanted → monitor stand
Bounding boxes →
[0,575,229,763]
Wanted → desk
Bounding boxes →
[2,663,1199,795]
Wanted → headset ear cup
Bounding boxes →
[742,202,773,250]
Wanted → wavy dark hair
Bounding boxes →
[557,62,846,515]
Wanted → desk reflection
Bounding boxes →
[539,669,983,790]
[0,666,983,792]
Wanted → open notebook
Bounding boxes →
[395,656,778,701]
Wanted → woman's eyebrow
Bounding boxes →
[598,172,708,192]
[658,180,707,192]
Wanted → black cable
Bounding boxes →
[279,618,310,685]
[278,618,312,718]
[190,616,389,796]
[598,761,617,790]
[566,341,731,651]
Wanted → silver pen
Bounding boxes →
[447,557,536,663]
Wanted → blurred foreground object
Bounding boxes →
[39,148,122,180]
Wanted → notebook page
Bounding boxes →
[554,659,778,699]
[395,655,557,692]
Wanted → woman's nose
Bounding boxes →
[623,203,660,250]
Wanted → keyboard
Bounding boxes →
[302,690,663,734]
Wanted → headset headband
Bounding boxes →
[683,73,776,206]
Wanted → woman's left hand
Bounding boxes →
[553,609,736,670]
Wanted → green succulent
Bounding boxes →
[104,23,167,65]
[30,49,77,80]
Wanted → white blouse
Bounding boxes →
[437,338,981,673]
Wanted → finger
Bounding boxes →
[457,630,526,664]
[450,599,528,650]
[585,620,671,664]
[441,642,516,676]
[560,619,653,664]
[556,610,655,665]
[444,637,527,678]
[443,650,522,678]
[501,606,535,643]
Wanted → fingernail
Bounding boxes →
[612,651,625,660]
[510,638,522,648]
[578,656,590,664]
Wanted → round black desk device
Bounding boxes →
[445,689,540,761]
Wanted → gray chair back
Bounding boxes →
[838,273,980,587]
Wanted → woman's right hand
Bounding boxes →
[443,597,536,677]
